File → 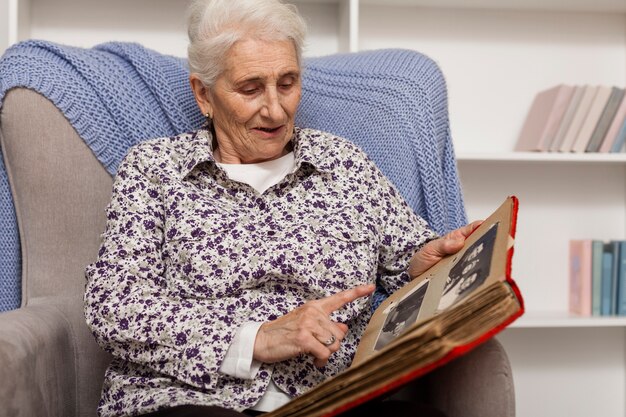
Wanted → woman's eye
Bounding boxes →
[280,78,297,89]
[239,84,260,95]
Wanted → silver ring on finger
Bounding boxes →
[323,335,336,346]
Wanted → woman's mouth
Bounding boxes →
[257,126,281,133]
[254,125,285,137]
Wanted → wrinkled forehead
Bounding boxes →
[221,38,301,84]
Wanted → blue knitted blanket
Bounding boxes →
[0,40,466,311]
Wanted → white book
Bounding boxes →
[559,85,599,152]
[571,86,613,153]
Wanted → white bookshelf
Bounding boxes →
[1,1,626,416]
[458,152,626,163]
[512,311,626,328]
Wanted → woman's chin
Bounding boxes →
[248,129,293,161]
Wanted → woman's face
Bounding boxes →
[192,38,302,164]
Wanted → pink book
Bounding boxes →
[515,85,575,152]
[598,93,626,152]
[570,240,592,316]
[550,86,584,152]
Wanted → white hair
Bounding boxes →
[187,0,307,88]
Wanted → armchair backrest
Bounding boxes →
[0,42,466,416]
[0,88,114,417]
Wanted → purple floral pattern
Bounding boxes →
[84,127,436,416]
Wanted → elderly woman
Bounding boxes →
[84,1,478,416]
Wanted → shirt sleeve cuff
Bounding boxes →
[219,321,264,380]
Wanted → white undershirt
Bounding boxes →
[217,151,296,195]
[216,152,296,412]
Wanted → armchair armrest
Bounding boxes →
[0,300,77,417]
[389,338,515,417]
[425,338,515,417]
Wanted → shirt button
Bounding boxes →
[267,230,276,236]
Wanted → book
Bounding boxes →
[609,242,620,315]
[617,242,626,315]
[572,240,626,317]
[609,117,626,153]
[591,240,603,316]
[599,93,626,153]
[569,240,592,316]
[586,87,625,152]
[600,242,617,316]
[550,86,585,152]
[514,85,575,152]
[265,197,524,417]
[572,86,612,153]
[559,85,599,152]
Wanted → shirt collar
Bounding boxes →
[291,127,334,174]
[179,127,334,180]
[179,129,217,180]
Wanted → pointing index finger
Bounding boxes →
[318,284,376,314]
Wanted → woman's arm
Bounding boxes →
[369,157,481,290]
[84,144,248,391]
[371,163,437,295]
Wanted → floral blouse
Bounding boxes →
[84,127,436,417]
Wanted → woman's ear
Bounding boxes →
[189,74,213,118]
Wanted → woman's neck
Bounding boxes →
[213,143,293,164]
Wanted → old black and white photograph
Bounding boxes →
[374,280,430,351]
[438,222,499,311]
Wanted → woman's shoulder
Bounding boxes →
[295,127,369,160]
[295,127,393,187]
[128,130,198,156]
[118,130,205,175]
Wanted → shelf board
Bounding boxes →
[359,0,626,13]
[456,152,626,163]
[509,311,626,328]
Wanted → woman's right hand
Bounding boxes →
[253,284,375,368]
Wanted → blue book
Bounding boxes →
[610,242,620,315]
[617,241,626,315]
[610,118,626,153]
[591,241,604,316]
[601,244,614,316]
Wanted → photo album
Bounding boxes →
[266,196,525,417]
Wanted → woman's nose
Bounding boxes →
[260,88,283,120]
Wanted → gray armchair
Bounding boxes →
[0,88,515,417]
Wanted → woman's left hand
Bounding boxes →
[408,220,483,279]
